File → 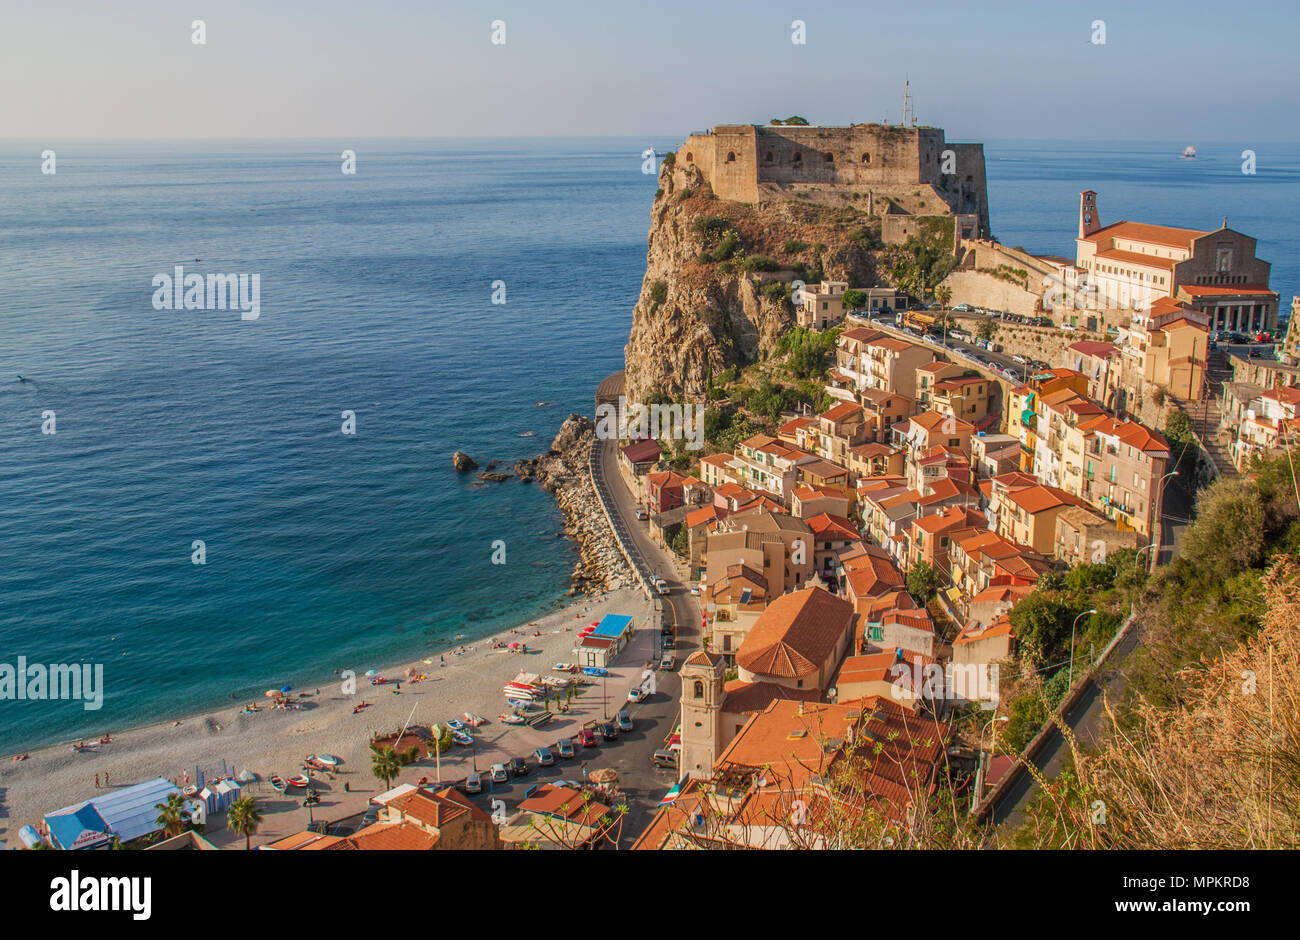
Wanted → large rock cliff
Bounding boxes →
[623,158,889,403]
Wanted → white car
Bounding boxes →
[653,578,669,595]
[627,685,649,703]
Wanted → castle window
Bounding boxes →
[823,152,834,162]
[685,152,693,162]
[764,152,773,162]
[793,152,802,163]
[693,681,704,698]
[726,151,736,163]
[861,153,871,164]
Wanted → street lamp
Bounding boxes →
[971,715,1009,812]
[1068,609,1099,687]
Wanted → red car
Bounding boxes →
[578,729,598,748]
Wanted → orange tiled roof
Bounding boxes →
[735,588,854,679]
[1081,220,1208,250]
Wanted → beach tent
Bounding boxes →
[198,786,219,816]
[44,803,112,850]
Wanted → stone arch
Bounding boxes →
[823,151,834,162]
[693,680,704,698]
[726,151,736,163]
[861,152,871,164]
[685,152,693,162]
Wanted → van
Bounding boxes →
[652,749,677,768]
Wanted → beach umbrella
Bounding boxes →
[589,768,619,784]
[280,685,293,693]
[365,669,378,677]
[264,689,278,697]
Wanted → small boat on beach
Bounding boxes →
[446,718,465,731]
[315,753,341,767]
[287,774,311,789]
[451,730,474,746]
[499,713,526,725]
[270,775,288,792]
[463,712,487,726]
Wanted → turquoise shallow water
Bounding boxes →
[0,137,1295,753]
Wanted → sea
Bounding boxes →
[0,137,1296,753]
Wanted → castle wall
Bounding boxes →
[677,123,989,236]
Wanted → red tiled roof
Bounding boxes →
[1081,220,1207,250]
[735,588,854,679]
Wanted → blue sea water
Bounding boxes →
[0,137,1296,753]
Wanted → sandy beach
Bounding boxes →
[0,585,654,848]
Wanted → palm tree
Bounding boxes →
[934,284,952,309]
[371,744,400,789]
[154,792,190,837]
[227,795,262,850]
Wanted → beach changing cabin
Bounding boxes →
[576,614,634,669]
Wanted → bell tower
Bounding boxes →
[679,651,726,779]
[1079,190,1100,239]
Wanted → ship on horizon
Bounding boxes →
[1182,145,1197,159]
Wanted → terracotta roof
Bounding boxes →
[735,588,854,679]
[686,505,722,528]
[345,821,440,851]
[1177,283,1276,297]
[722,679,818,714]
[805,512,859,541]
[955,613,1014,645]
[1006,484,1082,515]
[622,439,662,463]
[683,650,725,669]
[819,401,863,422]
[1080,220,1208,250]
[836,651,934,688]
[1068,340,1118,359]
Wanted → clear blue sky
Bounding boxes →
[3,0,1296,141]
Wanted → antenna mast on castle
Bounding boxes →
[902,79,915,128]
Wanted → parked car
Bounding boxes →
[600,722,619,741]
[362,803,381,827]
[952,303,971,312]
[653,577,669,595]
[652,749,678,768]
[660,622,674,636]
[578,729,599,748]
[627,685,649,703]
[462,772,483,795]
[634,508,648,521]
[1061,323,1076,331]
[508,756,530,778]
[659,653,675,670]
[689,585,700,596]
[555,738,575,760]
[1011,354,1027,364]
[662,636,675,650]
[534,747,555,767]
[1256,332,1273,343]
[616,710,634,732]
[489,763,509,784]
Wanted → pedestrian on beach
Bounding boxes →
[94,774,100,788]
[104,771,110,786]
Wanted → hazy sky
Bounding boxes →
[3,0,1297,141]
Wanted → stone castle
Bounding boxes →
[676,123,991,244]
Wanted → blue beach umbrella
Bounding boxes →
[280,685,292,693]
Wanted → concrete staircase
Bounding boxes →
[1173,349,1237,479]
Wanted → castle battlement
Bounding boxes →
[676,122,990,241]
